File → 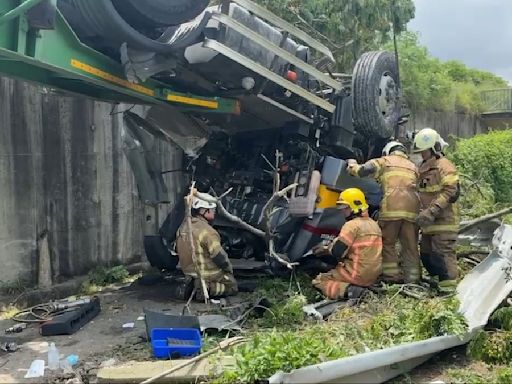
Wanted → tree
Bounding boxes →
[249,0,415,71]
[387,32,508,114]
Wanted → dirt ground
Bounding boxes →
[0,276,501,384]
[0,279,222,384]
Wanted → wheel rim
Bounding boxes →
[378,72,399,124]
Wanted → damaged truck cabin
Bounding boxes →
[111,1,404,273]
[0,0,403,274]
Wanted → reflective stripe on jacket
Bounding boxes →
[333,216,383,286]
[176,216,230,280]
[418,156,460,234]
[367,153,420,222]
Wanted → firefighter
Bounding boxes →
[176,195,238,299]
[312,188,383,299]
[347,141,421,283]
[413,128,460,294]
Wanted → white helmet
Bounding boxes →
[192,195,216,210]
[382,141,406,156]
[412,128,440,153]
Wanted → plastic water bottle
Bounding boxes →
[47,342,59,370]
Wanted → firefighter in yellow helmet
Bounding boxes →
[347,141,420,283]
[176,195,238,300]
[312,188,383,299]
[413,128,460,294]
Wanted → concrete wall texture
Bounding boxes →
[0,77,183,286]
[406,110,485,139]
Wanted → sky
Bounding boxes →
[408,0,512,84]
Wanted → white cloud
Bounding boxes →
[408,0,512,82]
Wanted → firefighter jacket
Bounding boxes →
[176,216,232,281]
[331,216,383,286]
[418,155,460,234]
[364,153,420,222]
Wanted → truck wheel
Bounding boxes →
[352,51,401,139]
[112,0,209,29]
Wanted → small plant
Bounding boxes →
[447,369,487,384]
[495,366,512,382]
[80,265,130,293]
[490,307,512,331]
[468,329,512,364]
[0,278,32,296]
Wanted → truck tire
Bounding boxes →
[112,0,209,29]
[352,51,401,139]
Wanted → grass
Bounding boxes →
[80,265,135,294]
[0,305,21,320]
[0,278,32,296]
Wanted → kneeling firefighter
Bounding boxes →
[312,188,383,299]
[347,141,421,283]
[413,128,460,294]
[176,195,238,299]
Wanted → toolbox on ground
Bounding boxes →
[150,328,202,359]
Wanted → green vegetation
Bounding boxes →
[80,265,130,294]
[214,279,467,383]
[447,130,512,220]
[468,307,512,365]
[250,0,415,70]
[447,367,512,384]
[468,330,512,365]
[388,32,507,114]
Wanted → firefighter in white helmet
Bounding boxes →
[413,128,460,294]
[176,194,237,300]
[347,140,420,283]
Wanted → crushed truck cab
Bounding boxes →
[0,0,403,273]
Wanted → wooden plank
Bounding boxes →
[97,356,236,384]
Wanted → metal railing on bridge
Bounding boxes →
[481,88,512,114]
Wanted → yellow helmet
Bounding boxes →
[412,128,440,153]
[337,188,369,214]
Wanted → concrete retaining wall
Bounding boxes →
[0,77,183,286]
[406,110,485,138]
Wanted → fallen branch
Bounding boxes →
[140,336,245,384]
[269,238,299,270]
[262,184,298,223]
[459,206,512,233]
[201,189,266,239]
[263,183,299,270]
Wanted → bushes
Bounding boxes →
[216,290,467,383]
[389,32,507,114]
[448,130,512,218]
[468,308,512,364]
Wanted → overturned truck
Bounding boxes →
[58,0,404,272]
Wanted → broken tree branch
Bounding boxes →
[263,183,299,270]
[459,206,512,234]
[202,189,266,239]
[269,238,299,270]
[140,337,245,384]
[262,184,298,222]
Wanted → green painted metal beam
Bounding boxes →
[0,1,240,115]
[0,0,44,25]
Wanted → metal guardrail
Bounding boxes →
[481,88,512,113]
